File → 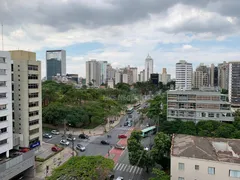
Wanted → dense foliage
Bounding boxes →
[46,156,114,180]
[149,168,170,180]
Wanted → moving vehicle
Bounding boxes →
[76,144,86,152]
[79,134,89,139]
[51,146,62,152]
[43,133,52,139]
[141,126,156,137]
[101,140,110,145]
[126,107,134,114]
[67,134,76,141]
[60,139,70,146]
[51,130,60,135]
[114,144,125,150]
[118,134,127,139]
[134,103,141,109]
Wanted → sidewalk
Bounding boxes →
[35,147,76,179]
[58,114,124,136]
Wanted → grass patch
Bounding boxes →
[35,148,64,162]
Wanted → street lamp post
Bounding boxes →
[158,103,163,133]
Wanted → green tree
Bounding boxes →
[196,120,221,137]
[47,156,114,180]
[151,132,171,170]
[215,124,236,138]
[150,168,170,180]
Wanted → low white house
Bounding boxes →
[171,134,240,180]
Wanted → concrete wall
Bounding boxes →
[171,156,240,180]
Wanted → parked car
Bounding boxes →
[19,148,30,153]
[118,134,127,139]
[51,130,60,135]
[101,140,110,145]
[67,134,76,141]
[79,134,89,139]
[114,144,125,150]
[60,139,70,146]
[123,122,128,126]
[51,146,62,152]
[43,133,52,139]
[128,123,132,127]
[116,177,124,180]
[76,144,86,152]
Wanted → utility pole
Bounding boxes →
[63,119,66,139]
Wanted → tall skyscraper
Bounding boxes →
[0,51,13,158]
[229,61,240,107]
[144,54,153,81]
[46,50,66,80]
[210,64,215,86]
[10,50,42,148]
[218,61,229,90]
[140,70,145,82]
[99,61,108,85]
[161,68,171,85]
[107,64,115,81]
[176,60,192,90]
[130,67,138,83]
[86,60,99,87]
[115,69,121,85]
[193,63,209,88]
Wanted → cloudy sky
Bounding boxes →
[1,0,240,78]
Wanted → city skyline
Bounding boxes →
[1,1,240,78]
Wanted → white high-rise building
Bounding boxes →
[130,67,138,83]
[144,55,153,81]
[86,60,99,87]
[0,51,13,158]
[115,69,121,85]
[10,50,42,148]
[176,60,192,90]
[122,74,128,84]
[140,70,145,82]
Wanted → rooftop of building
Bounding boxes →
[167,90,226,96]
[171,134,240,164]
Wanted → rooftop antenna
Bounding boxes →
[1,23,3,51]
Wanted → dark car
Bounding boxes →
[124,122,128,126]
[101,140,110,145]
[79,134,89,139]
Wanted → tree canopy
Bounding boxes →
[47,156,114,180]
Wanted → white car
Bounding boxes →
[116,177,124,180]
[51,130,60,135]
[66,134,76,141]
[60,139,70,146]
[76,144,86,152]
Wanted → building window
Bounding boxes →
[216,113,219,118]
[195,165,199,170]
[208,113,214,118]
[0,139,7,145]
[178,177,184,180]
[0,128,7,133]
[0,116,7,122]
[229,170,240,178]
[28,84,38,89]
[29,111,39,117]
[11,64,13,71]
[208,167,215,175]
[0,93,6,98]
[28,74,38,80]
[0,81,6,87]
[0,57,6,63]
[29,128,39,135]
[29,101,39,107]
[0,104,7,110]
[202,112,206,117]
[28,65,38,71]
[29,92,38,98]
[178,163,184,170]
[29,119,39,126]
[0,69,6,75]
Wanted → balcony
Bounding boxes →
[0,150,35,180]
[29,132,40,140]
[29,106,39,112]
[29,115,39,121]
[28,97,39,103]
[29,124,40,131]
[13,134,20,147]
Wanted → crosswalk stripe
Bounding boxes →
[129,166,134,173]
[126,165,131,172]
[132,166,137,174]
[114,163,119,170]
[135,167,140,174]
[139,168,143,175]
[117,164,123,171]
[119,164,125,171]
[122,164,128,172]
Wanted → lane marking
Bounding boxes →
[132,166,137,174]
[126,165,131,172]
[119,164,125,171]
[129,166,134,173]
[114,163,119,170]
[139,168,143,175]
[117,164,123,171]
[135,167,140,174]
[122,164,127,172]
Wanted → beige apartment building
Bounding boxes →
[171,134,240,180]
[10,50,42,148]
